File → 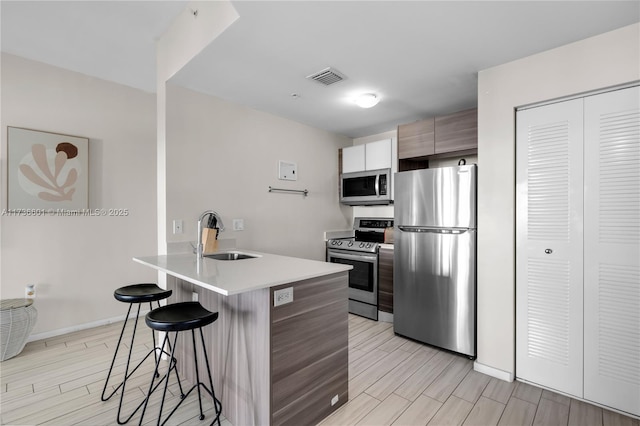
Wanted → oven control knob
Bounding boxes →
[347,241,354,247]
[359,242,365,248]
[338,241,343,246]
[366,243,372,248]
[330,240,336,245]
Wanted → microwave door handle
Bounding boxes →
[375,174,380,197]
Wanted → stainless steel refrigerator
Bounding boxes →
[394,165,476,358]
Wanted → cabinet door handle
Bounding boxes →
[545,249,553,254]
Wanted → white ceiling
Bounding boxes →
[2,1,639,138]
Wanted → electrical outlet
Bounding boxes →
[173,219,183,234]
[273,287,293,307]
[331,394,339,406]
[25,284,36,299]
[233,219,244,231]
[191,292,199,302]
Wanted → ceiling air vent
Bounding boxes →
[306,67,346,86]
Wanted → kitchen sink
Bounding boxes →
[204,251,259,261]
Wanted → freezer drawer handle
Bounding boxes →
[545,248,553,254]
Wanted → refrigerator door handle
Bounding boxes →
[398,226,470,234]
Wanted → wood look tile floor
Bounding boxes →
[1,314,638,426]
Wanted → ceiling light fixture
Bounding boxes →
[355,93,379,108]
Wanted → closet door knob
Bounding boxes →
[545,249,553,254]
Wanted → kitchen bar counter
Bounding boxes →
[133,250,350,426]
[133,251,350,295]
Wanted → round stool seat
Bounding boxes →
[146,302,218,332]
[114,283,172,303]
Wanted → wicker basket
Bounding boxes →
[1,299,38,361]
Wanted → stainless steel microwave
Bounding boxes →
[340,168,392,206]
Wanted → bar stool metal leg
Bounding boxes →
[102,300,177,424]
[192,330,205,421]
[102,302,159,401]
[138,302,221,426]
[101,283,177,425]
[199,327,222,426]
[101,302,136,402]
[138,331,184,426]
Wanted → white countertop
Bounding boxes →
[133,250,351,296]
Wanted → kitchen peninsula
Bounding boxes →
[133,251,351,426]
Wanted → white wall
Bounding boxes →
[0,54,158,336]
[165,83,352,261]
[476,23,640,378]
[156,0,239,260]
[353,130,396,147]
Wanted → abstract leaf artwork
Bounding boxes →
[7,127,89,210]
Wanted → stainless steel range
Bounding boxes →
[327,217,393,320]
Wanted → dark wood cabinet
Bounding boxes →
[435,108,477,154]
[397,118,435,159]
[397,108,477,170]
[378,247,394,313]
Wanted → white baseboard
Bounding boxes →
[378,311,394,323]
[27,309,150,343]
[473,361,514,382]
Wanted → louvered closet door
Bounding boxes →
[583,86,640,417]
[516,99,584,397]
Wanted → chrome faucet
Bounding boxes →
[196,210,225,258]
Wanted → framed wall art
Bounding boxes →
[7,127,89,210]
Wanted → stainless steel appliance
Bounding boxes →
[327,217,393,320]
[340,168,392,206]
[394,165,477,358]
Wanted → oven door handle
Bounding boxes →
[327,250,377,263]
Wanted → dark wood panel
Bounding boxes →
[271,273,347,323]
[271,300,346,383]
[270,272,349,426]
[378,247,394,313]
[272,349,348,426]
[427,148,478,161]
[434,108,478,154]
[168,271,349,426]
[399,158,429,172]
[398,118,435,159]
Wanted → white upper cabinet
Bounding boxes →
[365,139,393,170]
[342,139,394,173]
[341,144,366,173]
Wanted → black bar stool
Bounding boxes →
[138,301,222,426]
[101,283,182,424]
